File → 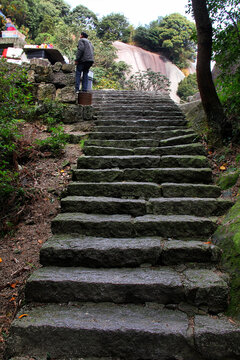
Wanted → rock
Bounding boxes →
[62,63,75,73]
[61,104,83,123]
[56,86,76,103]
[52,62,62,72]
[37,83,56,101]
[213,198,240,319]
[52,71,75,87]
[34,65,54,83]
[217,170,239,190]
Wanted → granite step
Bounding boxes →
[88,129,194,140]
[94,125,186,132]
[40,236,222,268]
[72,167,213,184]
[68,181,163,198]
[25,266,228,312]
[94,119,188,126]
[8,303,240,360]
[84,138,160,148]
[77,155,209,169]
[83,143,206,156]
[61,196,232,217]
[51,213,217,238]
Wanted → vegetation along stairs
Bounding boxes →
[7,90,240,360]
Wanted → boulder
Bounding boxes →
[52,71,75,88]
[37,83,56,101]
[56,86,76,103]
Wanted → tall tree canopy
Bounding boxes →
[71,5,98,29]
[134,13,196,68]
[97,13,131,42]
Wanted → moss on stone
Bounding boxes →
[213,198,240,319]
[217,171,240,190]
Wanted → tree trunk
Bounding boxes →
[192,0,226,147]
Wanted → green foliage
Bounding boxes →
[134,13,196,68]
[97,13,131,42]
[177,73,198,101]
[35,99,69,155]
[35,125,69,156]
[0,60,32,209]
[71,5,98,29]
[126,69,170,93]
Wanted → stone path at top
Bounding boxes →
[7,90,240,360]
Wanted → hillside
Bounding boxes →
[113,41,195,102]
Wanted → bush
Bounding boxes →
[126,69,170,93]
[177,73,198,101]
[0,60,33,206]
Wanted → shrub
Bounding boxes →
[177,73,198,101]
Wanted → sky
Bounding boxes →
[66,0,193,27]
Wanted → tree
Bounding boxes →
[134,13,196,69]
[177,73,198,101]
[191,0,226,147]
[71,5,98,29]
[97,13,131,42]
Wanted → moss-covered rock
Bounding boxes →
[217,171,240,190]
[213,199,240,319]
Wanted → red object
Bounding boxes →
[2,49,7,58]
[7,26,16,31]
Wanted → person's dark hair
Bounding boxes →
[81,32,88,38]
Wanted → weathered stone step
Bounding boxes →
[77,155,209,169]
[61,196,232,217]
[99,114,185,120]
[40,236,221,268]
[94,125,185,132]
[61,196,146,216]
[161,183,221,198]
[83,144,206,157]
[84,138,160,148]
[51,213,217,238]
[25,266,228,311]
[94,119,188,126]
[72,167,213,184]
[8,303,240,360]
[68,181,162,198]
[88,129,194,140]
[160,133,199,146]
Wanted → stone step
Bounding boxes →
[160,133,199,146]
[77,155,209,169]
[8,303,240,360]
[68,181,163,198]
[25,266,228,312]
[94,125,185,132]
[84,138,160,148]
[161,183,221,198]
[88,129,194,140]
[61,196,146,216]
[72,167,213,184]
[40,236,221,268]
[83,144,206,156]
[98,114,185,120]
[61,196,232,217]
[51,213,217,238]
[94,119,188,126]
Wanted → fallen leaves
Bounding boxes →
[0,257,2,263]
[18,314,28,319]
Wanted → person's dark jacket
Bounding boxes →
[75,38,94,63]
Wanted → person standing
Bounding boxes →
[75,32,94,93]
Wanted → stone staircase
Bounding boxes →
[7,90,240,360]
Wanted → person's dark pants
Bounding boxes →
[75,61,93,92]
